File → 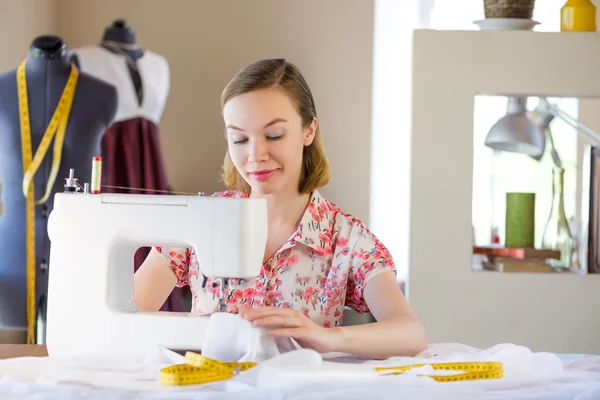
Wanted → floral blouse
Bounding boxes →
[156,190,396,328]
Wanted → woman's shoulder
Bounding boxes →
[314,192,396,273]
[314,191,366,231]
[210,190,249,198]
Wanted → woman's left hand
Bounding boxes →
[228,305,342,354]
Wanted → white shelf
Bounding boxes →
[408,29,600,354]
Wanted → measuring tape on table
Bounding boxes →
[374,360,504,382]
[160,352,503,386]
[17,59,79,344]
[160,351,257,386]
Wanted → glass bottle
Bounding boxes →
[561,0,597,32]
[542,167,574,269]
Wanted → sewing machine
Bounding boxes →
[44,169,267,358]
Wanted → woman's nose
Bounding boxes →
[248,140,268,162]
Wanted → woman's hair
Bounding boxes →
[220,58,330,194]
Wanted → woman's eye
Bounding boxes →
[267,134,283,140]
[232,138,247,144]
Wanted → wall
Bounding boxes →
[0,0,60,72]
[57,0,375,224]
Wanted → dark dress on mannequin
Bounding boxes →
[70,20,185,313]
[0,36,117,343]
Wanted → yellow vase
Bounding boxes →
[561,0,597,32]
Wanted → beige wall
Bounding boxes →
[54,0,374,223]
[0,0,374,222]
[0,0,60,72]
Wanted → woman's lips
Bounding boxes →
[248,169,278,181]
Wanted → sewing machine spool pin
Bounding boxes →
[63,168,81,193]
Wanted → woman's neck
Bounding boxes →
[253,189,311,227]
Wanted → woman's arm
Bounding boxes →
[330,270,428,359]
[133,247,178,311]
[235,271,427,359]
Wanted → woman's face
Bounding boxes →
[223,87,316,196]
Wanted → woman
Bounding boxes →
[134,58,427,359]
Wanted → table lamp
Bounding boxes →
[484,96,600,156]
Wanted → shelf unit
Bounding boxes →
[408,29,600,354]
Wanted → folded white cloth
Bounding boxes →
[201,312,300,362]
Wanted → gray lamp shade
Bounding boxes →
[484,97,546,158]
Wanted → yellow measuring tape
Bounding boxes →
[17,59,79,344]
[160,352,503,386]
[160,352,257,386]
[374,361,504,382]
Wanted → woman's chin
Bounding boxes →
[249,180,283,196]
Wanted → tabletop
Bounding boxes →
[0,345,48,359]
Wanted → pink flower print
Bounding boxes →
[277,254,298,274]
[307,203,322,222]
[267,290,282,301]
[243,287,255,299]
[303,276,311,284]
[295,276,303,284]
[334,310,341,318]
[255,280,265,292]
[317,202,329,215]
[232,290,243,302]
[295,288,304,298]
[323,320,331,328]
[355,268,367,283]
[301,306,310,317]
[337,236,348,247]
[303,287,314,302]
[282,302,292,309]
[275,279,283,287]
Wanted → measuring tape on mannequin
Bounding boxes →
[17,60,79,344]
[160,351,504,386]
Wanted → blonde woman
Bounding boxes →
[134,59,427,359]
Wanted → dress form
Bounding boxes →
[0,35,117,343]
[70,22,182,312]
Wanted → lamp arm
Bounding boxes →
[539,98,600,146]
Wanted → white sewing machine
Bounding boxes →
[44,169,267,358]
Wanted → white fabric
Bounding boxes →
[70,46,170,124]
[201,312,299,362]
[1,343,600,399]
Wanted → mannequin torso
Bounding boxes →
[0,35,117,342]
[71,19,146,105]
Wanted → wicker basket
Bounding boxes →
[484,0,535,19]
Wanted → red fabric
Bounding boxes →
[101,117,185,312]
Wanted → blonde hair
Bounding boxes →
[221,59,330,194]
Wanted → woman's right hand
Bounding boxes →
[211,302,239,313]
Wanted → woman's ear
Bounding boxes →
[304,117,318,146]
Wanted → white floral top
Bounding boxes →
[156,190,396,328]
